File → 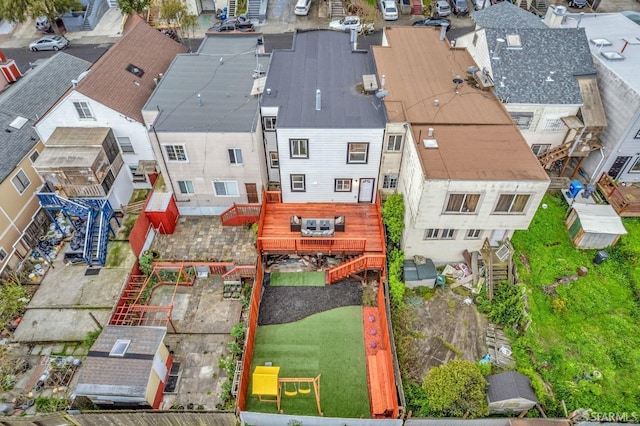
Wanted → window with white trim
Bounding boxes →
[269,151,279,168]
[228,148,243,165]
[290,139,308,158]
[291,174,305,192]
[383,174,398,189]
[164,145,187,162]
[29,151,39,163]
[335,179,352,192]
[347,142,369,164]
[117,137,135,153]
[635,129,640,139]
[263,116,276,131]
[542,118,565,132]
[531,144,551,156]
[466,229,482,239]
[630,158,640,173]
[213,181,239,197]
[510,112,533,130]
[386,134,403,152]
[424,229,456,240]
[445,193,480,214]
[494,194,531,214]
[110,339,131,357]
[11,170,31,194]
[73,101,94,119]
[178,181,195,194]
[0,247,6,262]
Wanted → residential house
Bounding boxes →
[0,53,90,275]
[556,12,640,184]
[143,33,269,215]
[455,1,605,174]
[74,325,171,409]
[372,27,549,263]
[261,30,387,204]
[35,16,187,200]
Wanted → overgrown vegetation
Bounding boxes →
[477,280,527,330]
[0,281,28,332]
[382,193,404,249]
[82,329,101,348]
[511,194,640,414]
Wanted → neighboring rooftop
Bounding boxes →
[560,12,640,94]
[261,30,386,129]
[487,371,538,404]
[144,33,268,132]
[76,15,187,123]
[372,27,548,182]
[472,0,547,29]
[0,53,90,182]
[75,325,166,399]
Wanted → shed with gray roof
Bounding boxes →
[0,53,90,182]
[486,371,538,414]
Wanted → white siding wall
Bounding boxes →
[108,167,135,211]
[261,106,280,183]
[151,130,267,215]
[505,104,579,148]
[36,92,155,187]
[456,29,492,76]
[582,63,640,183]
[276,127,384,203]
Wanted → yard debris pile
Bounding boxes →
[542,266,588,297]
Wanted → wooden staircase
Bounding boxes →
[537,142,572,168]
[325,254,386,284]
[330,0,345,18]
[228,0,237,17]
[480,239,514,300]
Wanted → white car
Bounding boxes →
[473,0,491,9]
[29,35,69,52]
[329,15,363,32]
[380,0,398,20]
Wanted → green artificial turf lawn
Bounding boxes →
[510,194,640,413]
[269,271,326,287]
[246,306,370,418]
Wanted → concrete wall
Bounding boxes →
[379,122,406,197]
[276,127,385,203]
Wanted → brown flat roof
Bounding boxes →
[373,27,547,181]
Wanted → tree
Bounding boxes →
[159,0,198,51]
[0,0,81,33]
[422,360,489,418]
[116,0,150,16]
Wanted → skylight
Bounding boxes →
[110,339,131,356]
[125,64,145,77]
[506,34,522,49]
[9,116,28,129]
[590,38,612,46]
[600,51,625,61]
[622,37,640,45]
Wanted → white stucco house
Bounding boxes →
[35,16,187,202]
[260,30,387,204]
[142,33,270,215]
[372,27,549,263]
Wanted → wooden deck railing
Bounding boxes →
[265,190,281,203]
[221,265,257,281]
[597,173,640,217]
[220,203,261,226]
[257,237,367,255]
[325,254,387,284]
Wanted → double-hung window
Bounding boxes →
[269,152,279,168]
[164,145,187,162]
[290,139,309,158]
[228,148,243,165]
[178,181,195,194]
[73,101,94,119]
[117,137,135,153]
[213,181,239,196]
[494,194,530,214]
[466,229,482,239]
[510,112,533,130]
[424,229,456,240]
[386,135,402,152]
[347,142,369,164]
[11,170,31,194]
[291,174,305,192]
[335,179,352,192]
[263,116,276,131]
[445,193,480,214]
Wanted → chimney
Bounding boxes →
[428,128,434,137]
[439,23,449,41]
[350,28,358,50]
[544,5,566,28]
[315,89,321,111]
[381,75,386,89]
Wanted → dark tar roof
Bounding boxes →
[487,27,595,104]
[0,53,90,183]
[487,371,538,403]
[472,1,547,29]
[144,34,268,133]
[261,30,386,129]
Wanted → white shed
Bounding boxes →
[566,204,627,249]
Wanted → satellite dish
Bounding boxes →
[466,66,479,75]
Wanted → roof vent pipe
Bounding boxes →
[315,89,321,111]
[153,78,158,86]
[381,75,386,89]
[197,93,202,106]
[71,79,78,88]
[428,128,434,137]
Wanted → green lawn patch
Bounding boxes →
[246,306,370,417]
[270,271,325,287]
[511,194,640,413]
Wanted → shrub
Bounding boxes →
[382,193,404,249]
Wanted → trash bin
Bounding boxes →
[593,250,608,265]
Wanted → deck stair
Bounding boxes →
[480,239,514,300]
[325,254,386,284]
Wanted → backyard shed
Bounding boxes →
[404,257,437,288]
[144,191,179,234]
[486,371,538,414]
[566,204,627,249]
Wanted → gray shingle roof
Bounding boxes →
[144,34,268,133]
[261,30,386,129]
[0,53,91,183]
[487,371,538,403]
[487,27,595,104]
[472,1,547,29]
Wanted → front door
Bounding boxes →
[358,178,375,203]
[245,183,258,203]
[608,156,631,179]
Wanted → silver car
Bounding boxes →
[29,35,69,52]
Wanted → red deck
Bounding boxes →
[597,173,640,217]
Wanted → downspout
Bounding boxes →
[590,148,605,184]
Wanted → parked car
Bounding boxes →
[329,15,363,32]
[35,16,53,33]
[412,17,451,30]
[380,0,399,20]
[295,0,312,16]
[449,0,469,15]
[433,0,451,17]
[210,17,255,32]
[473,0,491,10]
[29,35,69,52]
[568,0,586,8]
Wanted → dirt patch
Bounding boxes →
[411,289,488,379]
[258,278,363,325]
